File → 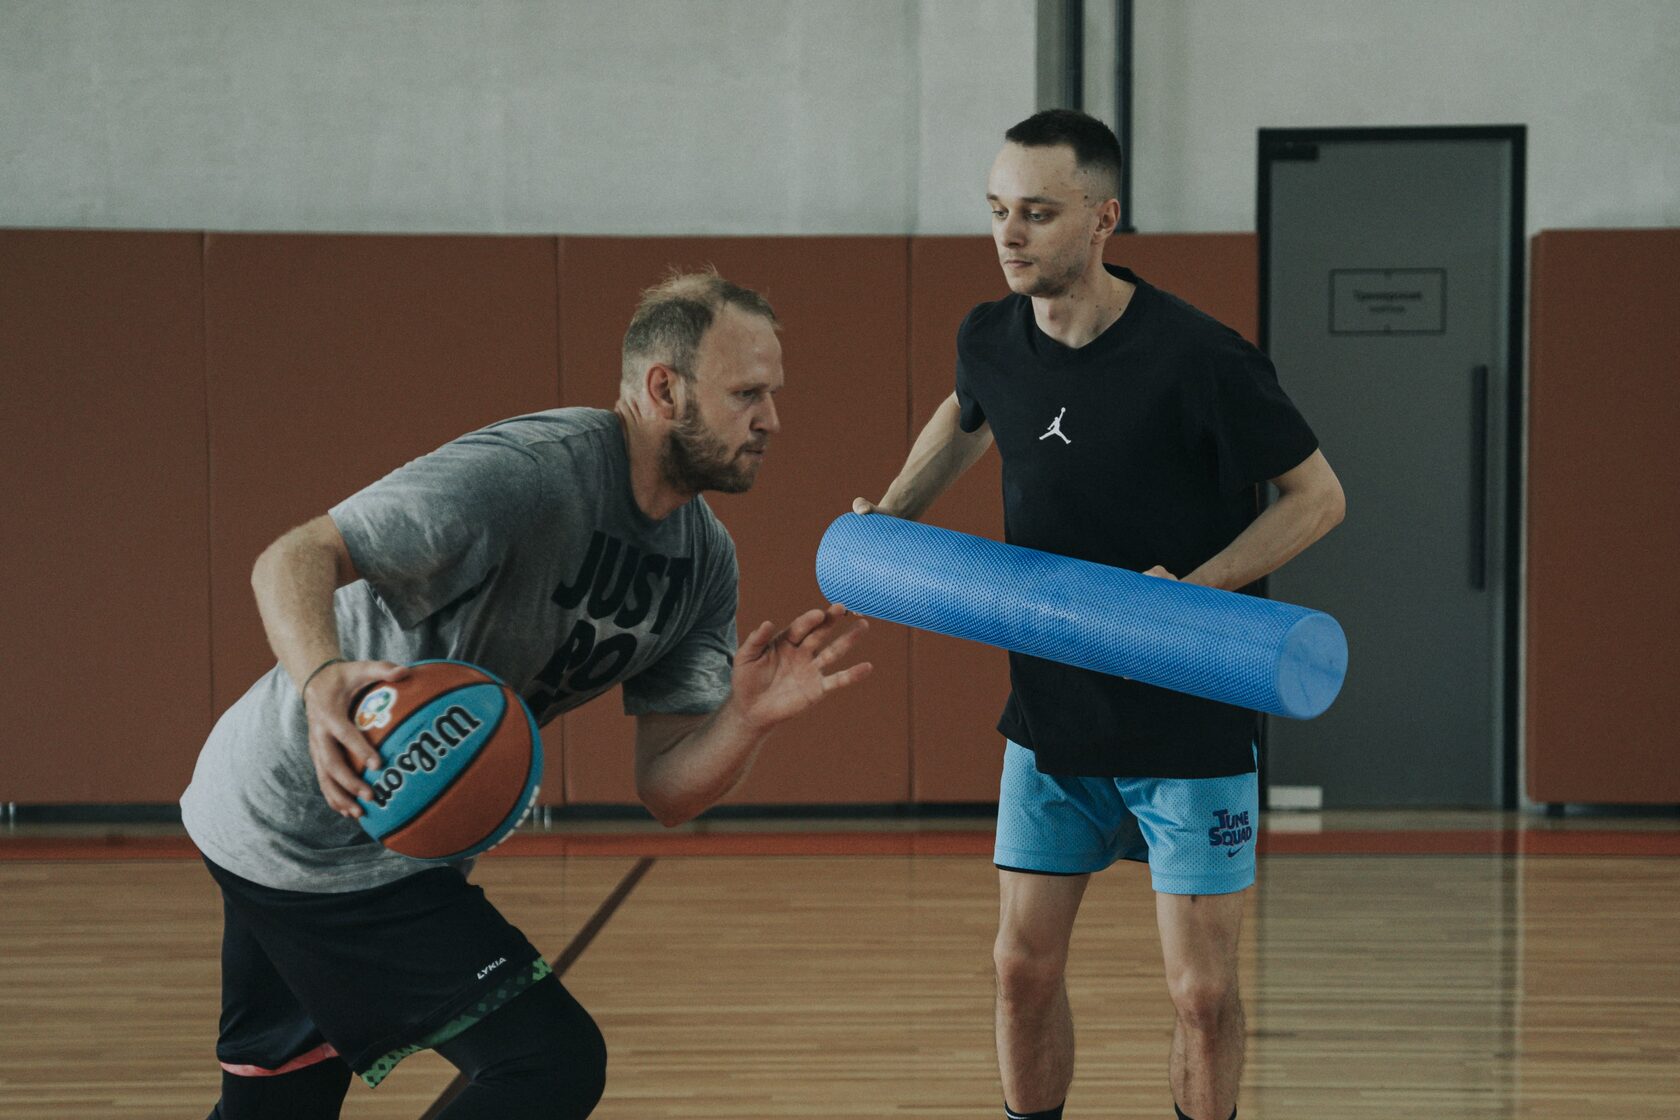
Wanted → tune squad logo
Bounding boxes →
[1208,809,1253,854]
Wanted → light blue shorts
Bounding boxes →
[993,740,1258,896]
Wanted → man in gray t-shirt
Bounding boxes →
[182,270,871,1119]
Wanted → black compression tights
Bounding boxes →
[208,974,607,1120]
[433,973,607,1119]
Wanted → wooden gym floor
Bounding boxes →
[2,811,1678,1119]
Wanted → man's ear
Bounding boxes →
[644,362,683,421]
[1092,196,1121,242]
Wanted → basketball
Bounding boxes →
[349,659,542,862]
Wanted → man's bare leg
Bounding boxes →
[1156,888,1249,1119]
[994,869,1089,1114]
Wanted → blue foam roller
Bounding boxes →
[815,513,1346,719]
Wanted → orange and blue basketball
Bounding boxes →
[350,660,542,861]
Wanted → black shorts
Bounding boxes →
[205,856,546,1087]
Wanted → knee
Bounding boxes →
[443,977,608,1118]
[570,1003,609,1106]
[992,939,1066,1006]
[1166,973,1241,1034]
[480,1028,606,1119]
[514,998,608,1117]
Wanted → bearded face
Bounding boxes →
[661,391,764,495]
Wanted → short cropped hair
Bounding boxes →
[620,267,778,393]
[1004,109,1123,202]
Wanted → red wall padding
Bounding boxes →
[0,231,212,800]
[4,229,1261,806]
[1526,229,1680,803]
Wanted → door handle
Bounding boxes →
[1469,364,1491,590]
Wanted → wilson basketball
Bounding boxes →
[349,659,542,861]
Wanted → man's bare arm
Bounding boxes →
[251,515,408,817]
[251,515,361,695]
[633,604,871,827]
[855,392,993,521]
[1172,449,1346,591]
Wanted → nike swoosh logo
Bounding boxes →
[1226,847,1246,858]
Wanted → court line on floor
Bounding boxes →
[4,829,1679,859]
[417,855,655,1120]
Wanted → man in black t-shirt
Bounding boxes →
[855,111,1345,1120]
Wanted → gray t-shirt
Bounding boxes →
[182,408,738,892]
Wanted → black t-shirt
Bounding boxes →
[954,265,1318,779]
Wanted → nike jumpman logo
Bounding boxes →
[1039,407,1071,444]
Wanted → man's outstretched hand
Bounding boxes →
[730,603,872,730]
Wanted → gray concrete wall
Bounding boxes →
[4,2,1674,236]
[1129,0,1680,233]
[0,0,1033,234]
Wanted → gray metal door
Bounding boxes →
[1259,127,1523,808]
